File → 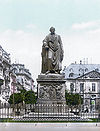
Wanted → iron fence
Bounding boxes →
[0,102,100,122]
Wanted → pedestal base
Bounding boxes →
[36,73,66,113]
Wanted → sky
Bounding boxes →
[0,0,100,83]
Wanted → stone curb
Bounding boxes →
[0,123,100,128]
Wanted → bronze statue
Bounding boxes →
[41,27,64,74]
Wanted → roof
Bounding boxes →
[76,70,100,79]
[63,63,100,79]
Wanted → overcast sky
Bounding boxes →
[0,0,100,83]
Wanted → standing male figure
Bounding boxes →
[41,27,64,74]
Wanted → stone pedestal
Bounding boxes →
[36,73,66,113]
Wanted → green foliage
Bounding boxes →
[65,91,83,106]
[0,79,4,86]
[20,87,27,101]
[24,90,36,104]
[19,86,27,94]
[8,86,36,106]
[8,93,23,105]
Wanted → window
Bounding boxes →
[70,83,74,93]
[95,68,99,72]
[85,68,88,72]
[69,68,73,72]
[80,83,84,92]
[69,73,74,77]
[0,87,1,94]
[0,67,2,74]
[21,78,24,84]
[19,69,22,72]
[0,67,2,71]
[92,83,96,92]
[85,100,88,105]
[92,95,96,98]
[79,68,83,72]
[14,69,17,73]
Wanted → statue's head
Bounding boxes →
[49,27,55,34]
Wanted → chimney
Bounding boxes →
[80,60,82,64]
[83,58,85,64]
[86,58,88,64]
[75,61,77,64]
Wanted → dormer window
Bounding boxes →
[69,68,73,72]
[69,73,74,77]
[85,68,88,72]
[79,68,83,72]
[95,68,99,72]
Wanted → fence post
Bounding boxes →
[38,103,39,122]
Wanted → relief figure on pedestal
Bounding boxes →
[56,85,63,100]
[39,85,50,99]
[41,27,64,74]
[49,85,56,100]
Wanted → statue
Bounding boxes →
[37,27,66,108]
[41,27,64,74]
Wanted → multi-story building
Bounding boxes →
[9,72,18,94]
[11,63,34,92]
[0,45,35,103]
[0,45,11,102]
[63,61,100,112]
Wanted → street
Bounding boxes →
[0,123,100,131]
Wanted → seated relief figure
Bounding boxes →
[41,27,64,74]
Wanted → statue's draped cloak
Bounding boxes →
[41,33,63,73]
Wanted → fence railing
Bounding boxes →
[0,102,100,121]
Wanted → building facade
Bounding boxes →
[0,45,35,103]
[9,72,18,94]
[0,45,11,102]
[11,63,34,92]
[63,62,100,112]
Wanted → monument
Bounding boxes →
[37,27,66,112]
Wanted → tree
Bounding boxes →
[65,90,83,113]
[8,93,23,113]
[8,90,36,114]
[8,93,23,114]
[19,86,27,103]
[8,93,23,105]
[0,79,3,86]
[24,90,36,104]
